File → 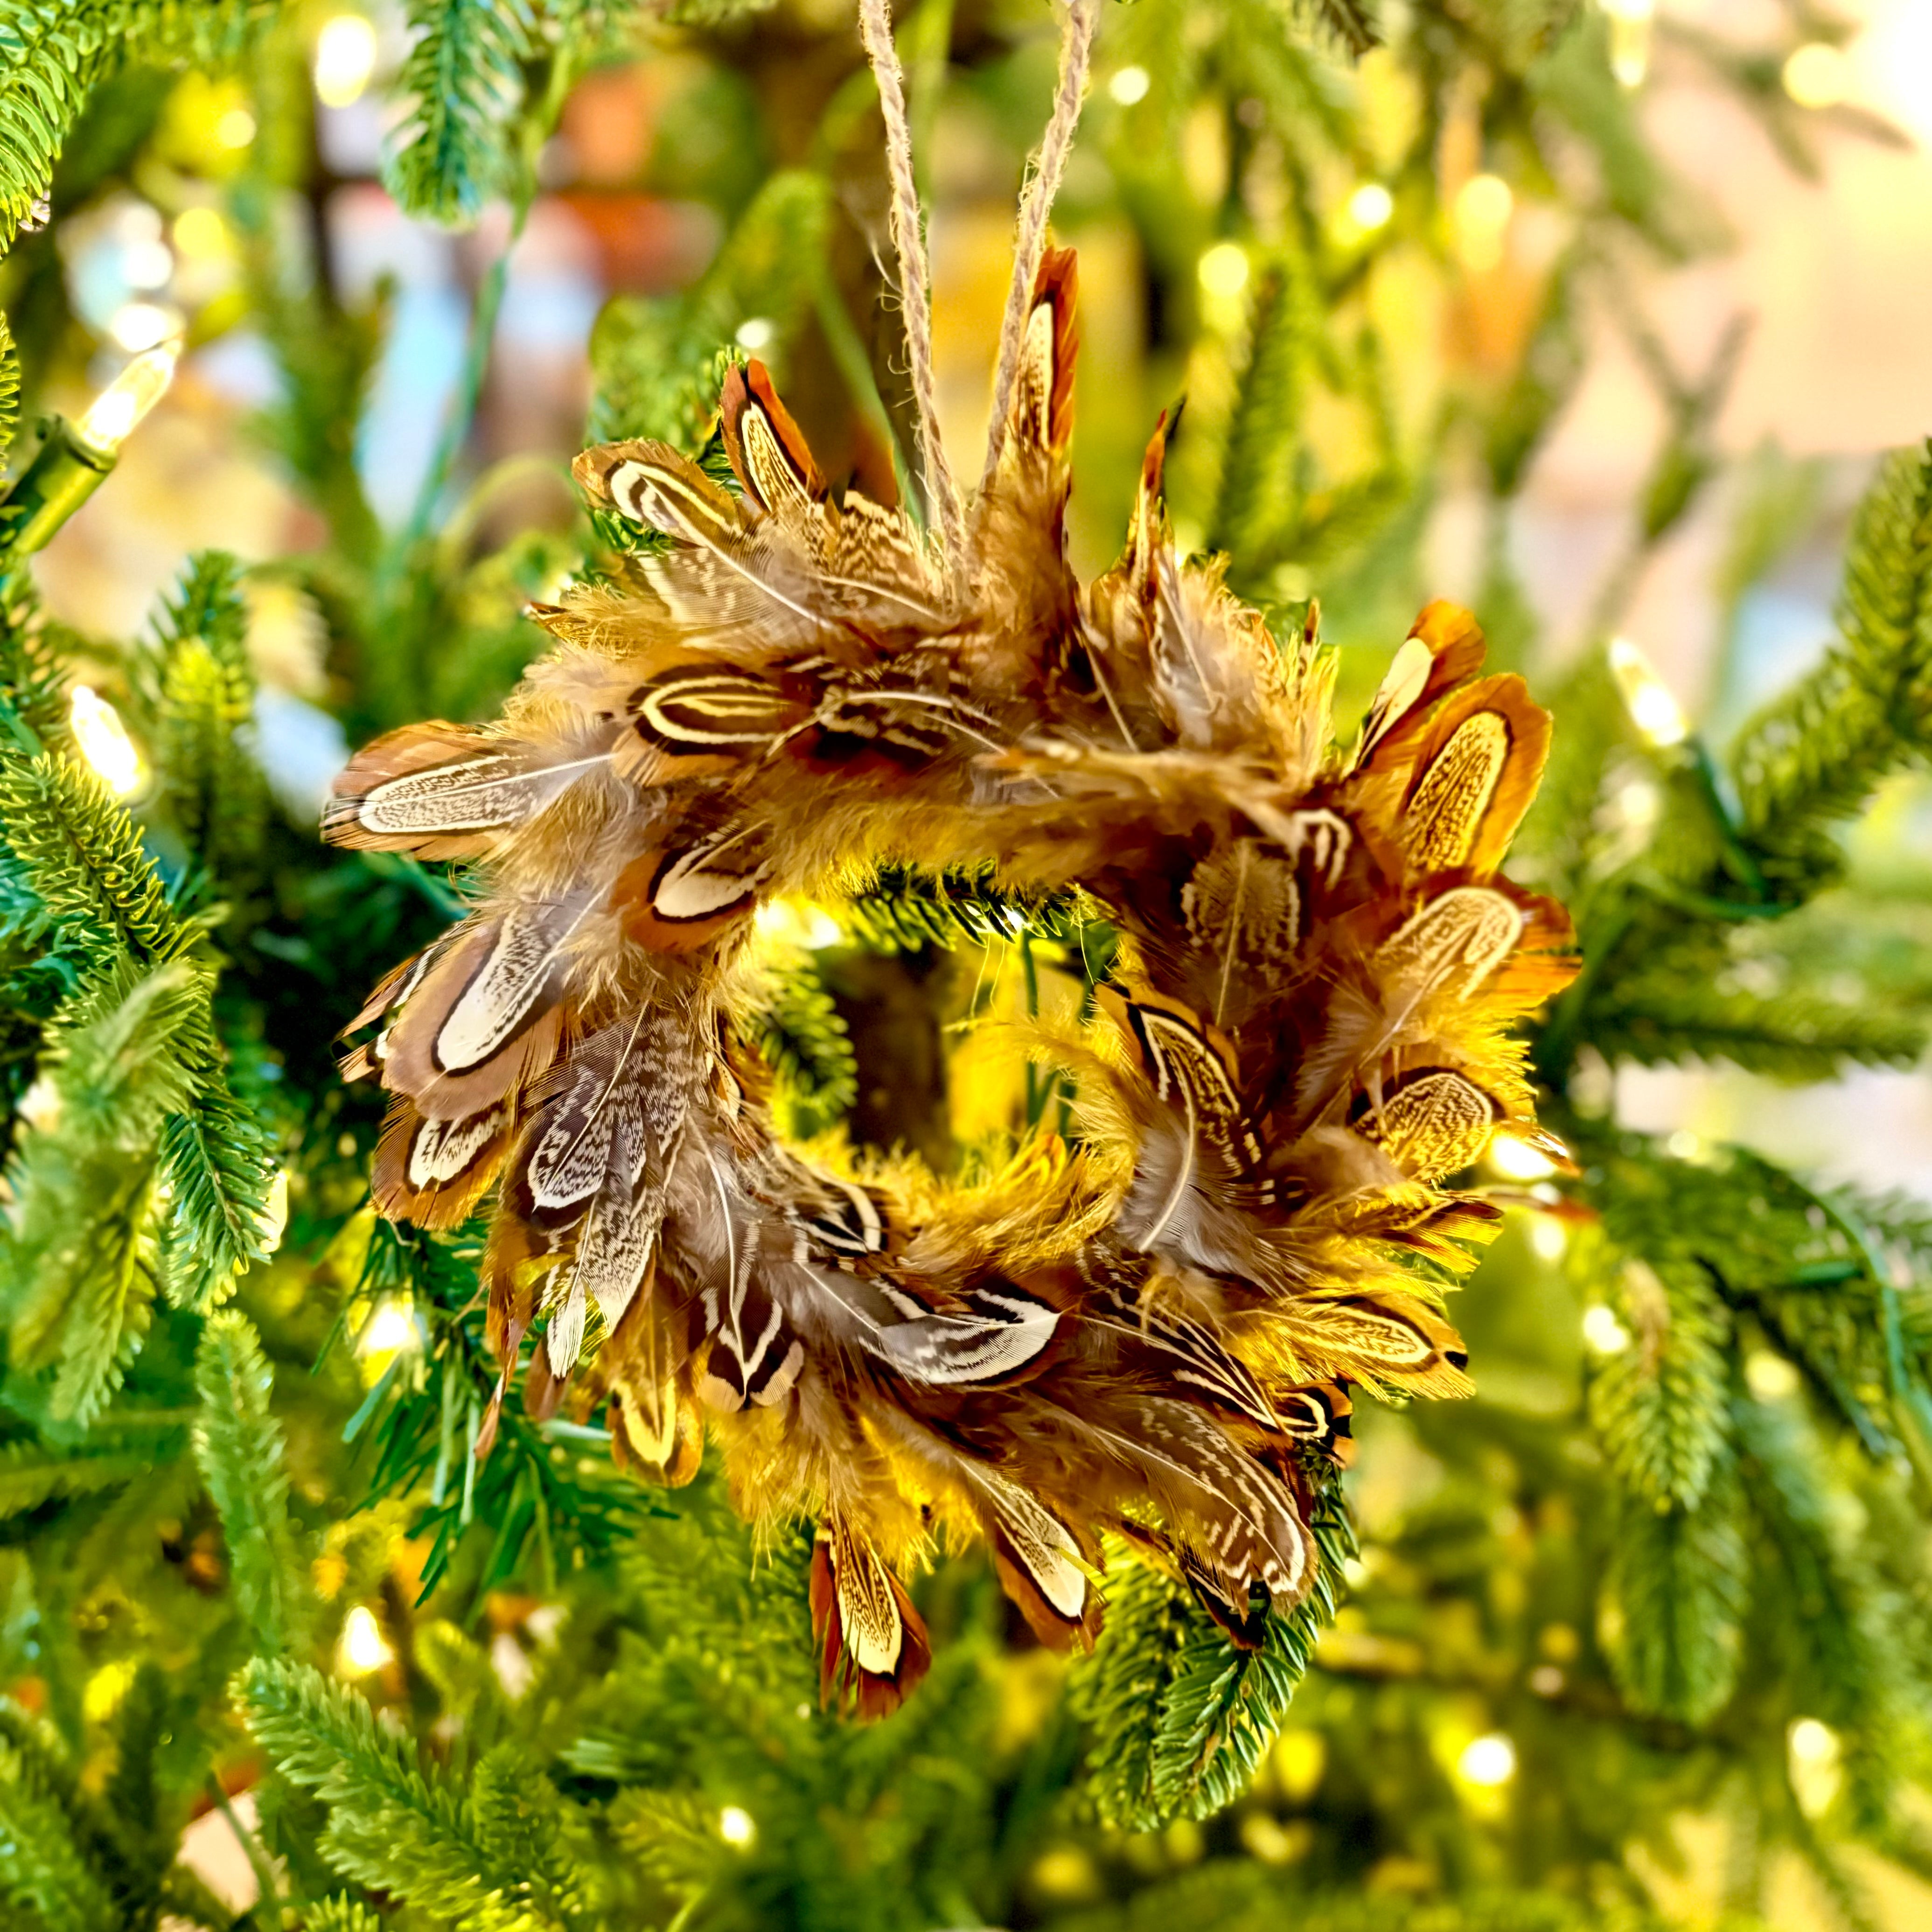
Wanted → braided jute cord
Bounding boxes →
[980,0,1102,492]
[857,0,968,575]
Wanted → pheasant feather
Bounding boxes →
[325,248,1577,1714]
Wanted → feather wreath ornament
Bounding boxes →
[324,244,1578,1717]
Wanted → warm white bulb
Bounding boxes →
[1109,65,1151,107]
[68,687,144,796]
[1608,637,1689,746]
[338,1605,394,1675]
[214,108,258,150]
[357,1299,418,1357]
[1488,1131,1559,1182]
[1458,1733,1516,1786]
[1347,182,1394,231]
[1198,242,1250,300]
[1582,1304,1632,1356]
[1783,42,1848,111]
[734,316,775,352]
[1454,173,1514,272]
[718,1805,756,1846]
[105,301,180,356]
[315,15,380,109]
[258,1171,291,1257]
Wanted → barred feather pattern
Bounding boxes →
[325,250,1578,1713]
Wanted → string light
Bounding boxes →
[1109,65,1151,106]
[1488,1131,1560,1182]
[315,15,381,110]
[1197,242,1250,300]
[1457,1733,1517,1786]
[1346,181,1394,232]
[258,1171,291,1257]
[337,1605,394,1675]
[1608,637,1688,746]
[214,107,258,149]
[1600,0,1655,90]
[1453,173,1513,272]
[718,1806,756,1846]
[734,316,776,351]
[68,687,144,796]
[1582,1304,1632,1355]
[1788,1717,1842,1817]
[357,1299,418,1357]
[1782,42,1848,111]
[77,342,181,456]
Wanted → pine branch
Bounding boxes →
[0,1,272,254]
[1586,1254,1732,1510]
[385,0,536,227]
[238,1657,571,1930]
[1583,981,1926,1078]
[0,1714,117,1932]
[750,948,857,1138]
[844,862,1078,952]
[1607,1460,1749,1725]
[194,1310,308,1657]
[0,749,183,963]
[1731,440,1932,896]
[151,552,264,883]
[302,1901,385,1932]
[1072,1487,1351,1828]
[4,960,205,1424]
[1734,1395,1899,1809]
[0,1433,175,1517]
[0,309,18,464]
[0,565,74,750]
[1289,0,1379,59]
[1209,253,1317,570]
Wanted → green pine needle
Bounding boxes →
[239,1657,574,1930]
[385,0,536,226]
[194,1309,309,1657]
[0,310,18,465]
[1606,1465,1749,1725]
[0,749,184,965]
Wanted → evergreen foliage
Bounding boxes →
[0,2,1927,1927]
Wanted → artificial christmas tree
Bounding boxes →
[1,3,1929,1928]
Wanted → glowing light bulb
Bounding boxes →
[1198,242,1250,300]
[734,316,775,351]
[1601,0,1655,89]
[106,301,180,356]
[1783,42,1848,111]
[1346,182,1394,232]
[1458,1733,1516,1786]
[718,1805,755,1846]
[258,1170,291,1257]
[315,15,381,110]
[68,687,144,796]
[357,1299,418,1357]
[1788,1717,1842,1816]
[1582,1304,1632,1356]
[1109,65,1151,106]
[1453,173,1514,272]
[1608,637,1688,746]
[1530,1216,1568,1261]
[77,342,180,458]
[1745,1351,1800,1401]
[215,107,258,149]
[173,207,228,259]
[338,1604,393,1675]
[1488,1131,1560,1182]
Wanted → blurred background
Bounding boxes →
[6,2,1932,1926]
